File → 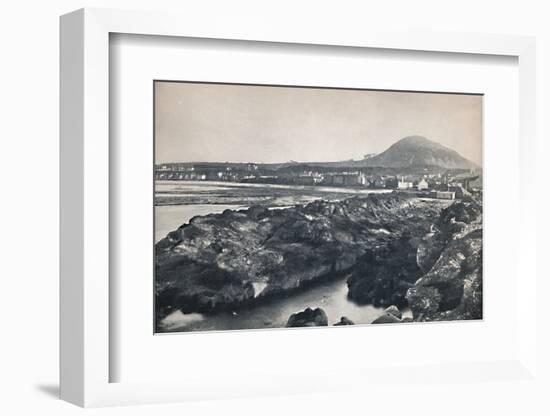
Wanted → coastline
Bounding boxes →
[155,191,451,330]
[153,179,481,332]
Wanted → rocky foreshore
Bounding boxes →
[406,199,483,321]
[155,192,445,326]
[286,307,328,327]
[359,199,483,324]
[346,232,421,308]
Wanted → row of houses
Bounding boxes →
[396,177,476,200]
[156,171,241,181]
[155,164,479,199]
[322,172,400,188]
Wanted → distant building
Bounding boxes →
[384,177,398,189]
[344,175,355,186]
[296,175,316,185]
[417,178,429,190]
[344,173,366,186]
[448,184,469,198]
[430,190,456,200]
[369,177,386,188]
[331,175,345,185]
[398,177,414,189]
[323,173,365,186]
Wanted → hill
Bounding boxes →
[361,135,478,169]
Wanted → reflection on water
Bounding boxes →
[160,276,394,333]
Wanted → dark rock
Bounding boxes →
[416,232,446,274]
[406,286,442,316]
[406,200,483,322]
[384,305,402,319]
[371,312,402,324]
[371,305,403,324]
[333,316,355,326]
[346,231,428,308]
[246,205,269,220]
[415,200,481,273]
[286,307,328,327]
[155,193,443,324]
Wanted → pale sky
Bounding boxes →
[155,81,482,165]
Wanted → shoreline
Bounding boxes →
[155,179,395,193]
[154,180,394,206]
[155,192,445,325]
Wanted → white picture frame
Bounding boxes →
[60,7,538,408]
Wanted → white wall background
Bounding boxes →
[0,0,548,414]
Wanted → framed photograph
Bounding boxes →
[153,81,483,334]
[60,8,538,408]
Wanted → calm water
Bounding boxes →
[160,275,392,332]
[155,181,402,332]
[156,180,392,195]
[155,204,244,243]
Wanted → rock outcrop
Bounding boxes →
[155,193,444,324]
[346,232,423,308]
[333,316,355,326]
[286,307,328,327]
[383,305,402,319]
[371,305,404,324]
[406,199,483,321]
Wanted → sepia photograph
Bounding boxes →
[154,81,483,333]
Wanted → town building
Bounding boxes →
[447,184,469,198]
[323,172,366,186]
[417,178,429,190]
[430,190,456,200]
[397,177,414,189]
[295,175,316,185]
